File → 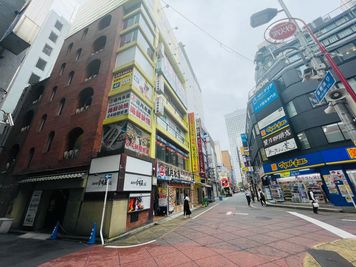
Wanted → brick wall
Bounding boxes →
[126,210,151,231]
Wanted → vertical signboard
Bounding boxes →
[23,190,42,227]
[188,113,199,173]
[196,118,206,177]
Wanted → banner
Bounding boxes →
[188,113,199,173]
[196,119,206,177]
[101,121,127,154]
[123,173,151,191]
[156,161,192,182]
[23,190,42,227]
[158,186,168,207]
[129,93,151,127]
[106,93,130,118]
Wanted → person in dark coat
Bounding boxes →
[245,190,252,206]
[258,188,267,206]
[184,194,191,218]
[308,188,319,214]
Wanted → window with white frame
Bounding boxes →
[297,132,311,149]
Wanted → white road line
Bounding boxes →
[235,212,249,215]
[105,239,156,249]
[226,211,233,215]
[288,211,356,239]
[341,219,356,222]
[192,203,220,220]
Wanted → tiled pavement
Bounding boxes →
[37,194,356,266]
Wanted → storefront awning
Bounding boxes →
[19,172,86,184]
[170,178,193,185]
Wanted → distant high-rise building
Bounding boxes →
[225,108,246,183]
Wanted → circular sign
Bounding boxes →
[264,19,297,44]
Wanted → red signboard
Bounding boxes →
[220,177,230,188]
[269,21,296,41]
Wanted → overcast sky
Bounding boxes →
[163,0,341,150]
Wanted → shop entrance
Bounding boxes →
[44,190,69,229]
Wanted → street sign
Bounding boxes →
[269,21,297,41]
[314,71,336,103]
[104,173,112,180]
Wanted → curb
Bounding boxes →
[266,202,343,213]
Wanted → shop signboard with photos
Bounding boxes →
[128,193,151,213]
[101,121,127,154]
[132,68,153,101]
[157,161,192,182]
[125,122,150,156]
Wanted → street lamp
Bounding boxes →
[250,1,356,103]
[250,0,356,145]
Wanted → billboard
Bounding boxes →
[251,81,279,113]
[129,93,152,127]
[257,107,285,130]
[128,193,151,213]
[262,127,293,148]
[123,173,151,191]
[196,119,206,177]
[106,93,130,119]
[86,173,119,192]
[260,116,288,138]
[265,138,298,157]
[188,113,199,173]
[125,122,150,156]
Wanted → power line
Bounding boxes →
[160,0,254,63]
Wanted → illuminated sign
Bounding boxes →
[251,82,278,113]
[262,127,293,148]
[347,147,356,159]
[188,113,199,173]
[260,117,288,138]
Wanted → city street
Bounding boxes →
[1,193,355,267]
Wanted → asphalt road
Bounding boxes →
[1,193,355,267]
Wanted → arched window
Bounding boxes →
[59,63,66,75]
[44,131,55,152]
[85,59,100,80]
[49,86,57,102]
[82,28,88,39]
[67,71,74,86]
[92,36,106,54]
[21,110,33,132]
[58,98,65,115]
[27,147,35,168]
[76,87,93,113]
[64,128,83,159]
[38,114,47,132]
[32,86,44,104]
[67,43,73,54]
[6,144,20,169]
[98,15,111,30]
[75,48,82,61]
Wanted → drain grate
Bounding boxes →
[308,249,353,267]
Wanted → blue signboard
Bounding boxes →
[251,82,279,113]
[314,71,336,102]
[263,146,356,173]
[240,133,248,147]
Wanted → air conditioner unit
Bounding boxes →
[154,95,165,116]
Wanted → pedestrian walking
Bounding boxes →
[258,188,266,206]
[308,188,319,214]
[183,194,191,218]
[251,190,256,203]
[245,189,252,206]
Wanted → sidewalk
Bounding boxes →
[266,201,352,213]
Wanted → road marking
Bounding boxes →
[192,203,220,220]
[341,219,356,222]
[226,211,233,215]
[235,212,249,215]
[288,211,356,239]
[105,239,156,249]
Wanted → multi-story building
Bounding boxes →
[0,0,198,239]
[245,4,356,206]
[225,108,247,184]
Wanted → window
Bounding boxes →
[64,128,84,159]
[27,148,35,168]
[297,132,311,149]
[44,131,55,152]
[55,20,63,31]
[32,86,44,104]
[338,28,353,39]
[67,71,74,85]
[98,15,111,30]
[49,31,58,43]
[67,42,73,54]
[35,58,47,71]
[123,13,140,29]
[58,98,65,115]
[328,35,338,44]
[49,86,57,102]
[76,87,93,113]
[176,188,183,205]
[42,44,53,56]
[336,43,356,61]
[308,93,326,108]
[338,122,351,140]
[92,36,106,53]
[28,73,40,85]
[285,101,297,118]
[322,123,345,143]
[335,77,356,93]
[59,63,66,75]
[260,148,267,161]
[82,28,88,39]
[75,48,82,61]
[38,114,47,132]
[86,59,100,80]
[120,30,138,46]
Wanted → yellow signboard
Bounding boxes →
[111,69,132,93]
[188,113,199,173]
[347,147,356,159]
